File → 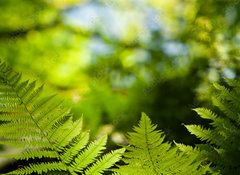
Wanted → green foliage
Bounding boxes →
[0,60,124,175]
[114,113,209,175]
[2,58,240,174]
[0,0,57,33]
[2,0,239,145]
[185,79,240,175]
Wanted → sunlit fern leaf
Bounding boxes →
[0,60,124,174]
[114,112,208,175]
[70,134,108,172]
[3,149,59,160]
[6,162,67,175]
[61,132,90,164]
[185,125,224,146]
[85,148,125,175]
[184,80,240,175]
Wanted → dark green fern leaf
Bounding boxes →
[0,60,124,175]
[114,113,209,175]
[185,79,240,175]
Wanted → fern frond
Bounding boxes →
[187,80,240,174]
[174,142,196,153]
[212,95,240,124]
[214,82,240,108]
[2,149,58,160]
[61,132,90,164]
[185,125,224,146]
[5,162,66,175]
[85,148,125,175]
[70,134,107,172]
[0,60,124,174]
[115,113,208,175]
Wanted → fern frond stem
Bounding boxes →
[143,117,159,175]
[1,70,71,174]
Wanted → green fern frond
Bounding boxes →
[61,132,90,164]
[114,113,208,175]
[214,82,240,109]
[70,134,108,172]
[3,149,59,160]
[185,80,240,174]
[6,162,66,175]
[174,142,196,153]
[0,60,124,174]
[193,108,218,120]
[185,125,224,146]
[85,148,125,175]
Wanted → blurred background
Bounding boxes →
[1,0,240,171]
